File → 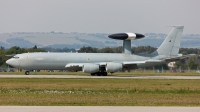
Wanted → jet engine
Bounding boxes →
[106,62,122,72]
[108,33,145,40]
[82,63,99,73]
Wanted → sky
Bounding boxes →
[0,0,199,34]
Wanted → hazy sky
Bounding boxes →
[0,0,199,34]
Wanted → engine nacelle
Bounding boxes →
[82,63,99,73]
[106,62,123,72]
[108,33,145,40]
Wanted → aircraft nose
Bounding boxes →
[6,59,19,67]
[6,59,11,65]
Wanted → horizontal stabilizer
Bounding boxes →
[165,54,196,62]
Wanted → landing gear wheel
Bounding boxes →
[102,72,108,76]
[25,71,30,75]
[91,73,95,76]
[97,72,101,76]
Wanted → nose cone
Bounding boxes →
[6,59,11,65]
[6,59,19,68]
[108,33,128,40]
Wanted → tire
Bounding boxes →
[102,72,108,76]
[91,73,96,76]
[25,71,30,75]
[97,72,102,76]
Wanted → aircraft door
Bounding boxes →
[24,54,30,69]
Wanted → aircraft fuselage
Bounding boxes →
[6,52,161,71]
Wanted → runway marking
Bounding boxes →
[0,75,200,79]
[0,106,200,112]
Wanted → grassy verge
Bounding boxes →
[0,78,200,106]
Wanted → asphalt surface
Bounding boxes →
[1,74,200,79]
[1,106,200,112]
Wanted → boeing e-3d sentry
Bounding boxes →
[6,26,192,75]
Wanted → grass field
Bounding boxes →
[0,78,200,106]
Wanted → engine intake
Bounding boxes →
[82,63,99,73]
[106,62,122,72]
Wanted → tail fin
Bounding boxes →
[152,26,184,56]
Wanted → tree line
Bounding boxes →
[78,46,200,55]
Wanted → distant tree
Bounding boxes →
[175,59,187,69]
[0,48,8,67]
[132,46,156,54]
[0,46,5,50]
[27,48,46,52]
[188,56,198,70]
[0,49,6,55]
[33,45,37,49]
[6,46,26,54]
[78,46,98,53]
[179,48,200,55]
[42,47,76,52]
[98,47,114,53]
[114,46,122,53]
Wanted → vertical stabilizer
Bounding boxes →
[153,26,184,56]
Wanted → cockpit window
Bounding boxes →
[12,56,19,59]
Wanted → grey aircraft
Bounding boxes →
[6,26,192,75]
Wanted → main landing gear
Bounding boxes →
[91,72,108,76]
[91,67,107,76]
[25,71,30,75]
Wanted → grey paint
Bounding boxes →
[123,40,131,54]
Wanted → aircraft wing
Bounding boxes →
[65,63,101,72]
[65,63,84,68]
[65,54,195,72]
[123,61,145,65]
[65,63,84,71]
[123,60,164,65]
[66,60,164,69]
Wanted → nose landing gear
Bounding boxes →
[25,71,30,75]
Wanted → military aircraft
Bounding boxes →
[6,26,191,75]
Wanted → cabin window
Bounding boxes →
[12,56,19,59]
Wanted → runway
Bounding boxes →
[0,74,200,79]
[1,106,200,112]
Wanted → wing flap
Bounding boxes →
[123,60,163,65]
[65,63,85,71]
[123,61,145,65]
[65,63,84,68]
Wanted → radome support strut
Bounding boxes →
[123,40,131,54]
